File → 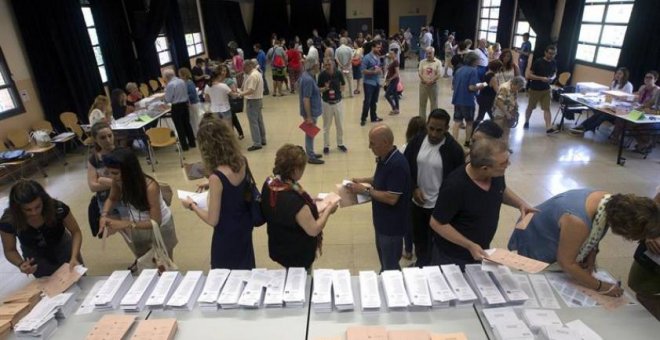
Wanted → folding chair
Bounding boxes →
[145,127,184,172]
[6,128,58,177]
[32,120,76,165]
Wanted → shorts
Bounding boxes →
[272,67,287,81]
[453,105,475,122]
[352,65,362,80]
[527,89,551,111]
[444,56,453,68]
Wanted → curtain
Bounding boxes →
[200,0,250,60]
[496,0,516,48]
[11,0,104,127]
[517,0,556,62]
[555,0,585,74]
[251,0,289,50]
[165,0,191,70]
[124,0,170,82]
[618,0,660,87]
[373,0,389,36]
[431,0,479,42]
[329,0,347,32]
[291,0,328,40]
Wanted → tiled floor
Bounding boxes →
[1,65,658,290]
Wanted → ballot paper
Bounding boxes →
[217,270,250,309]
[0,319,10,338]
[440,264,477,306]
[485,249,549,273]
[121,269,160,312]
[93,270,134,311]
[358,271,381,312]
[283,267,307,308]
[54,286,81,320]
[315,192,341,213]
[166,271,204,310]
[335,180,372,207]
[521,309,563,332]
[510,274,540,308]
[39,263,87,297]
[3,281,43,305]
[430,333,468,340]
[492,320,534,340]
[380,270,410,310]
[387,329,431,340]
[515,213,535,230]
[263,269,287,308]
[402,267,432,310]
[346,326,388,340]
[75,280,106,315]
[545,271,635,310]
[0,301,31,327]
[85,315,136,340]
[489,266,529,305]
[176,190,208,209]
[465,264,506,307]
[312,269,334,312]
[197,269,230,310]
[131,318,178,340]
[540,325,579,340]
[482,306,521,329]
[422,266,456,308]
[528,274,561,309]
[332,269,355,311]
[14,317,57,339]
[14,292,76,337]
[238,270,271,308]
[565,319,603,340]
[146,272,182,310]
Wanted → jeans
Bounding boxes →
[171,102,196,149]
[419,82,439,118]
[361,83,380,123]
[305,116,319,158]
[385,77,400,111]
[231,112,244,136]
[476,94,495,123]
[580,112,614,132]
[375,232,403,272]
[411,204,433,266]
[262,72,270,95]
[322,101,344,147]
[246,99,266,146]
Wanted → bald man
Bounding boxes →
[348,124,412,271]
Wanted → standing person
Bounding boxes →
[496,49,520,84]
[214,64,244,140]
[398,34,408,70]
[335,37,354,98]
[318,58,347,155]
[418,47,442,119]
[360,41,384,126]
[87,122,116,223]
[238,60,266,151]
[204,67,234,123]
[516,33,532,78]
[475,39,490,81]
[401,116,427,260]
[286,41,303,95]
[280,38,292,94]
[182,116,256,270]
[475,60,502,125]
[231,49,245,87]
[492,76,527,142]
[419,27,433,60]
[305,38,320,68]
[88,95,112,125]
[352,39,364,96]
[270,40,288,97]
[403,28,413,52]
[192,58,210,93]
[299,58,324,165]
[490,43,502,61]
[254,43,270,96]
[384,50,400,116]
[442,35,455,77]
[347,125,412,272]
[179,67,203,136]
[164,69,196,151]
[451,52,485,146]
[429,138,534,268]
[0,180,84,278]
[403,109,464,266]
[524,45,558,134]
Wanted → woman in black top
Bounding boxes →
[0,180,83,277]
[260,144,338,270]
[475,60,502,126]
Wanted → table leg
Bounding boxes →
[617,121,627,166]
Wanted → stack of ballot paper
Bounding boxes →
[74,280,105,316]
[197,269,230,311]
[312,269,334,312]
[283,267,307,308]
[315,192,341,213]
[132,318,178,340]
[217,270,250,309]
[346,326,387,340]
[3,281,43,306]
[402,268,432,310]
[539,325,579,340]
[121,269,160,312]
[176,190,208,209]
[166,271,205,311]
[93,270,134,311]
[0,302,32,327]
[14,318,57,339]
[482,306,521,329]
[38,264,87,297]
[0,319,10,338]
[380,270,410,310]
[489,265,529,305]
[521,309,563,333]
[422,266,456,308]
[336,180,372,207]
[86,315,136,340]
[440,265,477,306]
[14,293,77,339]
[565,320,602,340]
[358,271,381,312]
[146,271,182,310]
[431,332,468,340]
[54,286,81,320]
[332,269,354,311]
[465,264,506,307]
[238,269,271,309]
[492,320,534,340]
[263,269,287,308]
[388,329,431,340]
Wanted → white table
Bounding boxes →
[306,277,488,340]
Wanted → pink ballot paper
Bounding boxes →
[315,192,341,213]
[299,122,320,138]
[484,248,549,273]
[516,212,535,230]
[39,263,87,297]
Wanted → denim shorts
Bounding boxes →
[453,105,475,122]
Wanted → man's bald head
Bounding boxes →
[369,124,394,158]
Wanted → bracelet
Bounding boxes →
[101,211,109,217]
[596,280,602,291]
[599,282,617,295]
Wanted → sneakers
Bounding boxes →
[523,122,529,129]
[338,145,348,152]
[307,158,325,165]
[323,147,330,154]
[388,110,399,115]
[569,126,585,134]
[360,121,366,126]
[314,153,323,159]
[247,145,262,151]
[546,128,560,134]
[371,117,384,122]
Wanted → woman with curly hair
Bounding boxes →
[260,144,338,270]
[182,114,255,269]
[508,189,660,297]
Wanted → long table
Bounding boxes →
[560,93,659,165]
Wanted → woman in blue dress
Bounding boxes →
[182,113,255,269]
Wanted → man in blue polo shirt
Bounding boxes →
[299,58,324,165]
[348,124,411,271]
[359,41,385,126]
[451,52,485,147]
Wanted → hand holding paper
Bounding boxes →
[177,190,208,209]
[484,248,549,273]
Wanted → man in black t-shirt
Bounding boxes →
[429,138,535,269]
[524,45,558,134]
[318,58,347,154]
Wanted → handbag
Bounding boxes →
[159,182,173,206]
[136,219,178,274]
[244,160,266,227]
[31,130,52,147]
[230,97,244,113]
[87,196,102,238]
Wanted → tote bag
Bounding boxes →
[136,220,178,274]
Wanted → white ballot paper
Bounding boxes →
[521,308,563,332]
[93,270,134,311]
[422,266,456,308]
[465,264,506,307]
[332,269,355,311]
[197,269,230,311]
[380,270,410,310]
[263,269,287,308]
[75,280,106,315]
[146,271,182,310]
[166,271,204,310]
[238,270,271,308]
[358,271,381,312]
[565,319,603,340]
[402,267,432,310]
[120,269,159,312]
[493,320,534,340]
[441,264,477,306]
[217,270,251,309]
[489,265,529,305]
[510,274,540,308]
[176,190,208,209]
[283,267,307,308]
[312,269,334,312]
[482,306,520,329]
[528,274,560,309]
[540,325,579,340]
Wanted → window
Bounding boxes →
[478,0,500,43]
[0,47,25,119]
[185,32,204,57]
[576,0,634,67]
[81,5,107,83]
[155,34,172,66]
[513,20,537,50]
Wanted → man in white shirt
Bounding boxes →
[238,60,266,151]
[419,27,433,60]
[306,38,319,67]
[335,37,355,97]
[475,38,490,80]
[418,47,442,119]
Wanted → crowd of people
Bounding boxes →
[1,25,659,319]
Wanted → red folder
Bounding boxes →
[299,121,320,138]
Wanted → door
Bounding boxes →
[399,15,427,53]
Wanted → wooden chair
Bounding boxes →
[139,83,151,98]
[556,72,571,87]
[6,128,59,177]
[60,112,95,161]
[158,77,166,87]
[32,119,76,165]
[0,142,36,180]
[145,127,184,172]
[149,79,160,93]
[31,120,54,133]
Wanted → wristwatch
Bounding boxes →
[364,187,372,196]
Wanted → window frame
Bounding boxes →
[477,0,501,44]
[81,4,108,84]
[513,20,537,52]
[185,32,204,57]
[0,47,26,120]
[155,33,173,66]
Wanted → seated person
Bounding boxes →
[125,82,144,107]
[508,189,659,297]
[88,95,112,125]
[111,88,133,119]
[0,180,83,277]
